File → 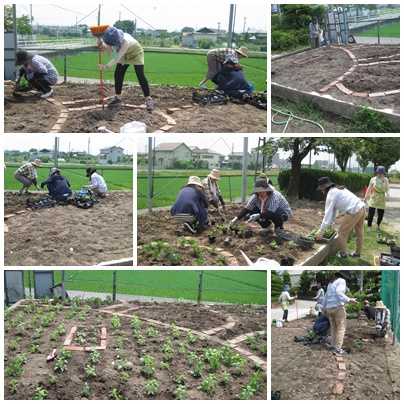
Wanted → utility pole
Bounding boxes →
[119,11,121,21]
[147,137,153,213]
[243,17,246,33]
[97,4,101,25]
[87,137,90,155]
[241,137,248,203]
[227,4,236,48]
[54,137,59,168]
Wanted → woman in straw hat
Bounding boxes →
[171,176,209,234]
[14,159,42,195]
[90,25,154,111]
[199,46,249,88]
[202,169,225,210]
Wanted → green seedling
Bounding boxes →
[89,350,101,365]
[48,375,57,385]
[5,353,27,377]
[30,343,40,353]
[111,314,121,329]
[114,358,133,372]
[269,240,278,250]
[191,359,204,378]
[199,374,218,396]
[187,331,198,345]
[146,326,159,338]
[130,315,142,330]
[81,382,91,398]
[162,339,175,362]
[140,355,156,378]
[239,384,256,400]
[54,349,72,373]
[204,348,222,371]
[187,351,199,366]
[8,338,21,351]
[174,385,188,400]
[220,370,231,385]
[109,388,124,400]
[174,374,186,385]
[144,379,160,396]
[8,379,18,395]
[84,364,97,379]
[178,342,188,354]
[33,386,48,400]
[170,323,181,339]
[119,371,131,383]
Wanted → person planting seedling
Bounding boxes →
[202,169,226,211]
[86,167,108,198]
[90,25,154,111]
[230,178,292,237]
[315,177,366,259]
[14,159,42,195]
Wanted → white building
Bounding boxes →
[154,143,193,169]
[98,146,124,164]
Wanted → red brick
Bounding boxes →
[332,382,344,395]
[338,362,346,371]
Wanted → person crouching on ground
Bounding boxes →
[365,166,389,234]
[199,46,249,88]
[15,50,58,99]
[202,169,225,210]
[315,177,366,259]
[278,285,297,322]
[40,167,72,202]
[230,178,292,236]
[322,272,357,356]
[171,176,209,234]
[14,159,42,195]
[90,25,154,111]
[86,167,108,198]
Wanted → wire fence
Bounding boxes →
[381,270,400,342]
[16,270,267,306]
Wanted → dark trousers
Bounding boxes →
[283,309,288,321]
[259,209,288,229]
[114,63,150,97]
[20,68,52,93]
[367,207,385,227]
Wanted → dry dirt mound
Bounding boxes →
[4,192,133,266]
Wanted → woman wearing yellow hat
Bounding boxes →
[90,25,154,111]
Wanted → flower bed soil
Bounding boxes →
[137,202,325,266]
[5,299,267,400]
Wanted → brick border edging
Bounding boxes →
[331,355,347,396]
[63,326,107,351]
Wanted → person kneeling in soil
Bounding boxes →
[364,300,391,338]
[315,177,366,259]
[90,25,154,111]
[40,168,72,202]
[199,46,249,88]
[86,167,108,198]
[15,50,58,99]
[171,176,209,234]
[322,272,357,356]
[212,55,254,99]
[202,169,225,210]
[14,159,42,195]
[278,285,297,322]
[230,178,292,236]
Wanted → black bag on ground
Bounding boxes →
[73,187,97,209]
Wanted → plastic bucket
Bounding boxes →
[276,320,283,328]
[120,121,147,133]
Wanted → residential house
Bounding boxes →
[191,147,225,169]
[182,27,225,48]
[153,143,193,169]
[98,146,124,164]
[227,151,250,168]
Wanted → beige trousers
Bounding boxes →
[337,207,366,254]
[325,306,346,349]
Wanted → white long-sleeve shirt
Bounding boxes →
[320,187,365,231]
[323,278,350,309]
[90,172,107,193]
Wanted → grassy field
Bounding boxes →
[23,270,267,305]
[51,51,267,91]
[137,170,279,209]
[357,21,400,37]
[5,164,133,191]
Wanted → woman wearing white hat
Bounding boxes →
[199,46,249,88]
[202,169,225,210]
[14,159,42,195]
[171,176,209,233]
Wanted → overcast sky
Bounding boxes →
[12,1,267,32]
[4,134,133,155]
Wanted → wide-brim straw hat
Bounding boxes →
[317,176,335,191]
[90,25,110,36]
[208,169,221,180]
[187,176,203,187]
[253,178,274,193]
[375,301,386,309]
[236,46,249,58]
[32,159,42,167]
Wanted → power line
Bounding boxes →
[120,3,157,30]
[76,6,100,25]
[50,4,86,16]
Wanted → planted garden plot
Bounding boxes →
[271,316,399,400]
[4,191,133,266]
[5,299,267,400]
[138,202,328,266]
[4,83,266,133]
[272,45,400,113]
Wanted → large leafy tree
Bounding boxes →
[322,138,356,172]
[4,5,32,34]
[114,20,135,35]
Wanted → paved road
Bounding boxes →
[354,36,400,45]
[384,183,400,233]
[271,299,315,322]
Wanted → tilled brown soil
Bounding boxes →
[4,192,133,266]
[271,316,400,400]
[137,202,325,266]
[5,301,267,400]
[4,83,266,133]
[271,44,400,113]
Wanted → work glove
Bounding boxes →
[247,213,260,223]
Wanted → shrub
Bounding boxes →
[278,168,371,200]
[351,107,397,133]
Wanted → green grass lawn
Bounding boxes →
[4,164,133,191]
[51,51,267,91]
[357,21,400,38]
[137,171,279,209]
[23,270,267,305]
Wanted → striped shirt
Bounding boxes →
[245,190,292,218]
[26,55,59,85]
[15,163,38,180]
[208,48,239,64]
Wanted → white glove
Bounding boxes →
[230,217,238,225]
[247,213,260,223]
[199,81,207,89]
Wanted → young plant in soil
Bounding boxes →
[84,364,97,379]
[109,388,124,400]
[144,379,160,396]
[111,314,121,330]
[162,339,175,362]
[146,326,159,338]
[140,355,156,378]
[8,379,18,395]
[30,343,40,353]
[130,315,142,331]
[170,323,181,339]
[191,359,204,378]
[204,348,222,371]
[33,386,48,400]
[5,353,27,377]
[88,350,101,365]
[174,384,188,400]
[81,382,91,398]
[199,374,218,396]
[187,331,198,345]
[220,370,231,386]
[54,349,72,373]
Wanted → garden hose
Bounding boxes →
[271,107,325,133]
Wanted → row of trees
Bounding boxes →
[263,137,400,198]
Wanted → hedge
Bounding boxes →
[278,168,372,200]
[271,28,309,51]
